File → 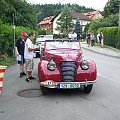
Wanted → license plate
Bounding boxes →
[58,83,81,89]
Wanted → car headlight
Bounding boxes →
[47,59,56,71]
[81,60,89,70]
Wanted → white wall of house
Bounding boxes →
[53,14,91,34]
[53,14,61,34]
[72,19,91,32]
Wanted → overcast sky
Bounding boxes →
[27,0,108,11]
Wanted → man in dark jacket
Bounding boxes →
[15,32,27,78]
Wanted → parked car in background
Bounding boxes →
[34,35,53,57]
[38,39,97,95]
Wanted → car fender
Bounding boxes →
[76,60,97,82]
[38,60,61,82]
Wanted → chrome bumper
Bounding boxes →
[40,80,96,88]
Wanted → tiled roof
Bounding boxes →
[83,11,102,19]
[71,12,91,21]
[84,11,99,15]
[39,16,55,25]
[43,16,55,21]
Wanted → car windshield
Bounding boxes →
[46,40,80,50]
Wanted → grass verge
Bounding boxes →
[0,55,16,66]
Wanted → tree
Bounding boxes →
[103,0,119,17]
[56,5,74,36]
[74,17,82,40]
[88,14,119,32]
[0,0,37,29]
[84,23,90,33]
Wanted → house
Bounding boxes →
[83,10,103,20]
[39,12,91,34]
[39,16,55,31]
[53,12,91,34]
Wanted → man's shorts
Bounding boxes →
[25,59,34,72]
[18,55,25,64]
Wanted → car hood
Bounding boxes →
[45,49,82,61]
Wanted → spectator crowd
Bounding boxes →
[86,32,104,48]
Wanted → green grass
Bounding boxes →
[0,55,16,66]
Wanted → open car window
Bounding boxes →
[46,40,80,50]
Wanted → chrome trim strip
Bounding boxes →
[40,80,97,88]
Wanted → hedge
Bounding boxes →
[0,20,39,56]
[98,27,120,49]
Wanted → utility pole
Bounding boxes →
[13,13,16,56]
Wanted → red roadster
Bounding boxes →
[38,40,97,95]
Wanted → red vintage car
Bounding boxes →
[38,40,97,95]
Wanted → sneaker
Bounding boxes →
[26,78,32,83]
[22,72,26,75]
[20,73,23,78]
[29,76,36,80]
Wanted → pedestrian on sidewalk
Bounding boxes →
[86,32,91,47]
[97,32,102,47]
[90,32,95,47]
[100,32,104,48]
[24,32,37,83]
[15,32,27,78]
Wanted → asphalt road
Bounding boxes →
[0,49,120,120]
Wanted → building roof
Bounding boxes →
[39,12,91,25]
[71,12,91,21]
[83,11,103,19]
[39,16,55,25]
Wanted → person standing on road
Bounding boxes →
[24,32,37,82]
[90,32,95,47]
[15,32,27,78]
[100,32,104,48]
[97,32,101,47]
[86,32,91,47]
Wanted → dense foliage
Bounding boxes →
[103,0,119,17]
[88,14,119,32]
[0,0,37,29]
[0,20,39,56]
[98,27,120,49]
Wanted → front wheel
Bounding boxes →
[40,86,49,95]
[84,84,93,94]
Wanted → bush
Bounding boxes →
[98,27,120,49]
[0,54,16,66]
[0,20,39,56]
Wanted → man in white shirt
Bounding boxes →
[24,32,36,82]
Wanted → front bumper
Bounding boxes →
[40,80,96,89]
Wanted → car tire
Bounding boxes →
[84,84,93,94]
[41,86,48,95]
